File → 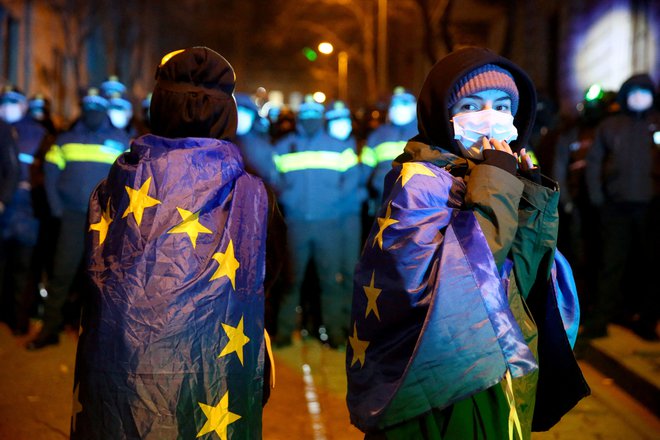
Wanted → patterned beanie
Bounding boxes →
[448,64,519,115]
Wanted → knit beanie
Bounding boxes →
[448,64,519,115]
[150,47,237,140]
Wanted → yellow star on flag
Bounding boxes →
[373,201,399,250]
[89,199,113,245]
[397,162,436,187]
[211,239,240,289]
[349,322,370,368]
[363,271,382,320]
[168,207,213,249]
[196,390,241,439]
[71,383,83,431]
[218,315,250,365]
[122,176,161,226]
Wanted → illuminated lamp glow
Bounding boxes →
[312,92,326,103]
[302,47,318,62]
[585,84,603,101]
[318,42,334,55]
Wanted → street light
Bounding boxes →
[318,42,334,55]
[337,51,348,102]
[318,42,349,103]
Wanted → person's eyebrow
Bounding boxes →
[495,96,512,101]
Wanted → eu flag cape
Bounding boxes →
[71,134,268,440]
[346,162,540,432]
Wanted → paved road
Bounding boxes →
[0,324,658,439]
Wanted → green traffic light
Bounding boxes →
[302,47,318,62]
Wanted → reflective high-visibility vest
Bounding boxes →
[273,147,358,173]
[45,140,126,170]
[359,141,407,168]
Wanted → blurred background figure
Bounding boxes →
[325,99,365,344]
[28,93,57,135]
[0,86,48,336]
[234,92,276,185]
[583,74,660,341]
[272,95,360,348]
[0,121,19,217]
[107,91,136,138]
[539,85,616,316]
[361,87,418,218]
[27,87,131,350]
[101,75,136,138]
[268,105,296,143]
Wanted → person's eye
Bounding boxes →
[461,103,478,111]
[494,103,511,113]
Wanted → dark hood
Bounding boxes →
[616,73,655,113]
[416,46,537,155]
[150,47,237,141]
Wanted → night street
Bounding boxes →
[0,322,658,439]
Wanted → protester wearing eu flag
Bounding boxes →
[347,47,589,439]
[71,47,274,439]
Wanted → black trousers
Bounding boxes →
[588,202,656,330]
[40,210,86,338]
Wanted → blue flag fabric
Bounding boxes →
[346,162,538,432]
[552,251,580,348]
[71,134,268,440]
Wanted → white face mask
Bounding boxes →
[108,109,130,129]
[0,103,25,124]
[452,108,518,160]
[328,118,352,140]
[627,90,653,112]
[389,103,416,126]
[236,108,255,136]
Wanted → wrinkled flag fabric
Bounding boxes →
[346,161,538,432]
[71,134,268,440]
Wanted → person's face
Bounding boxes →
[236,107,256,136]
[627,88,653,112]
[449,88,518,160]
[108,107,132,129]
[450,89,512,117]
[0,100,27,124]
[328,117,353,140]
[388,102,416,126]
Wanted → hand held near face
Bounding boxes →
[452,108,518,160]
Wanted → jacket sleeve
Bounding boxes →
[43,144,64,217]
[0,124,19,205]
[510,175,560,299]
[585,124,606,206]
[464,163,524,270]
